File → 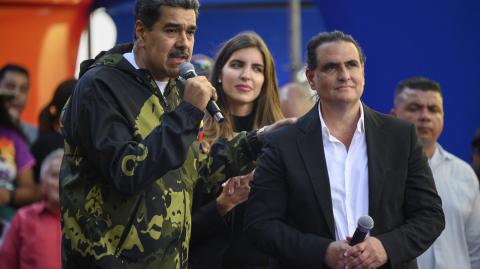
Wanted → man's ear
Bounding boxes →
[361,64,366,88]
[135,20,146,46]
[305,68,315,90]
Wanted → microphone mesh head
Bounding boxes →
[358,215,374,230]
[179,62,195,77]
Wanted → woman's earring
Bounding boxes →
[218,79,222,83]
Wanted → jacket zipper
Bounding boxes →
[148,74,170,112]
[180,186,187,268]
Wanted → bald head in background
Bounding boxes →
[279,82,314,118]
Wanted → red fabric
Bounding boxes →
[0,202,61,269]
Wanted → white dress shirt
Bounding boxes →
[417,144,480,269]
[318,102,369,241]
[123,51,167,95]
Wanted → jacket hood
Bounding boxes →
[78,43,134,78]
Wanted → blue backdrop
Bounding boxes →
[98,0,479,162]
[102,0,325,87]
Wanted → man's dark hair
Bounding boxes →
[306,30,365,70]
[394,76,442,103]
[134,0,200,33]
[0,96,26,140]
[473,128,480,151]
[0,64,29,82]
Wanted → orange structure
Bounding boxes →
[0,0,92,125]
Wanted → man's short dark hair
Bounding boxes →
[0,64,29,82]
[306,30,365,70]
[394,76,442,103]
[473,128,480,151]
[134,0,200,31]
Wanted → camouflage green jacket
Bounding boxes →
[60,44,258,269]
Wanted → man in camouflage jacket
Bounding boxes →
[60,1,261,268]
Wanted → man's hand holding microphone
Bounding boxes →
[325,216,387,269]
[180,62,224,123]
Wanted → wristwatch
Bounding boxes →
[256,126,267,141]
[0,181,15,191]
[0,181,16,206]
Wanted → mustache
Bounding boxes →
[169,49,189,59]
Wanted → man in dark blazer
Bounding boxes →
[244,31,445,269]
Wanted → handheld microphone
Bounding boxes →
[179,62,224,123]
[350,215,374,246]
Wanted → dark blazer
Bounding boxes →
[244,104,445,269]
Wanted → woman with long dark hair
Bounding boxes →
[190,32,288,269]
[31,78,76,180]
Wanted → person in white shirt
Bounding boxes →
[391,76,480,269]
